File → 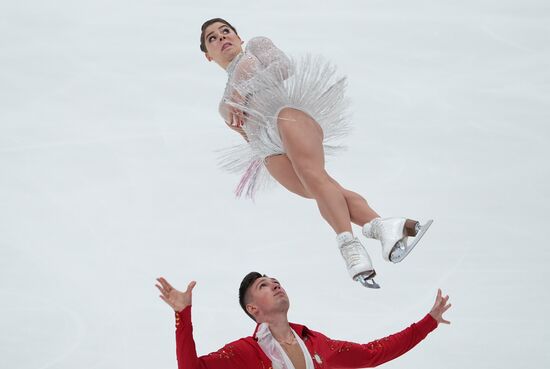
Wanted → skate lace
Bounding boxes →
[340,241,365,268]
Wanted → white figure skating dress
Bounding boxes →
[218,37,350,198]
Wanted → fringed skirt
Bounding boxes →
[218,55,351,199]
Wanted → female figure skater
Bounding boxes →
[200,18,432,288]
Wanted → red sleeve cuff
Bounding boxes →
[417,313,438,334]
[175,305,192,328]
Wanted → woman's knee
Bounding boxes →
[296,167,331,193]
[277,107,303,122]
[293,188,314,199]
[277,180,313,198]
[328,176,366,203]
[277,108,318,133]
[328,176,344,189]
[265,154,313,199]
[342,189,368,208]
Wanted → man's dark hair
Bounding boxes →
[239,271,265,321]
[200,18,238,53]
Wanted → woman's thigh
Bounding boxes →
[277,108,325,173]
[264,154,312,198]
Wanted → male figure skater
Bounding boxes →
[156,272,451,369]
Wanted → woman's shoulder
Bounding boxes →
[245,36,275,52]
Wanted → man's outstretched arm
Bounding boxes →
[323,289,451,368]
[156,278,252,369]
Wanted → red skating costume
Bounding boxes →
[175,306,438,369]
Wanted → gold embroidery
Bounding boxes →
[213,345,237,359]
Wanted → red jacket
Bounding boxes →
[175,306,438,369]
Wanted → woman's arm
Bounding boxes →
[219,99,249,141]
[218,36,290,138]
[246,37,291,80]
[226,120,249,141]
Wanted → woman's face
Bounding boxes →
[203,22,243,68]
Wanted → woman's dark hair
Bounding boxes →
[239,271,264,321]
[200,18,238,53]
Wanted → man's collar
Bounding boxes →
[252,322,311,340]
[290,322,310,338]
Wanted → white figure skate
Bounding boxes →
[363,218,433,263]
[337,232,380,289]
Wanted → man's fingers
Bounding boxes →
[435,289,442,303]
[441,318,451,325]
[186,281,197,294]
[155,277,164,287]
[157,277,171,290]
[442,303,452,313]
[159,295,172,306]
[437,296,448,308]
[155,284,168,297]
[160,277,174,290]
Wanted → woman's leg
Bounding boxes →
[264,154,313,199]
[265,155,380,226]
[328,178,380,226]
[276,108,352,233]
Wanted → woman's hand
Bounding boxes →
[226,89,249,128]
[226,119,249,141]
[156,277,196,312]
[429,288,452,325]
[228,106,246,128]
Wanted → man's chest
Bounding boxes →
[281,344,306,369]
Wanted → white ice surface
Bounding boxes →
[1,1,549,368]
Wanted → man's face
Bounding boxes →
[246,276,290,321]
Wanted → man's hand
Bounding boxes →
[156,277,196,312]
[429,289,452,325]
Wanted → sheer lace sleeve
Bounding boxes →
[218,37,291,131]
[246,36,291,80]
[218,53,259,125]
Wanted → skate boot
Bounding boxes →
[363,218,433,263]
[337,232,380,289]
